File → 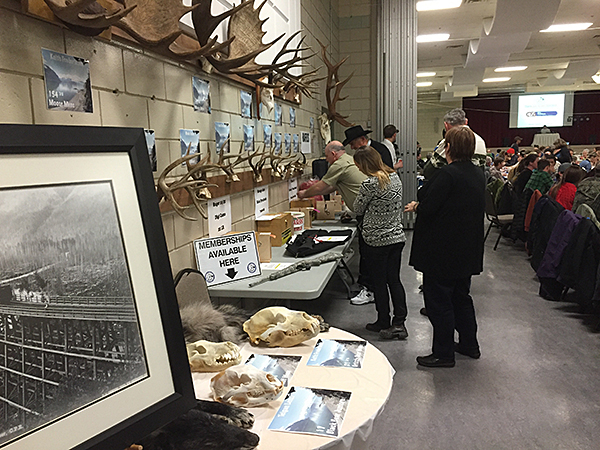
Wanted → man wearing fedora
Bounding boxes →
[343,125,394,169]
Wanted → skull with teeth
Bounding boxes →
[210,365,284,407]
[186,340,242,372]
[243,306,320,347]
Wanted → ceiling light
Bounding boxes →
[494,66,527,72]
[540,23,593,32]
[483,77,511,83]
[416,33,450,43]
[416,81,433,87]
[417,72,436,77]
[416,0,461,12]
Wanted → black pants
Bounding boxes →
[422,274,479,359]
[362,241,407,328]
[357,228,373,292]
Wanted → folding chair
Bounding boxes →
[484,188,514,250]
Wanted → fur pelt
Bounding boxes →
[179,303,249,344]
[137,400,259,450]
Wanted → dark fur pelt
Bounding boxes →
[138,400,259,450]
[179,303,249,344]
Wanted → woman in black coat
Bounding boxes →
[405,126,486,368]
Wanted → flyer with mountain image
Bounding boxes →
[307,339,366,368]
[244,354,301,387]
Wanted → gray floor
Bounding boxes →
[287,228,600,450]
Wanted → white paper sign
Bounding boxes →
[208,195,232,237]
[254,187,269,218]
[288,178,298,202]
[301,132,311,154]
[194,231,261,286]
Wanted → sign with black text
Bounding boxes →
[194,232,261,286]
[255,187,269,218]
[288,178,298,202]
[208,195,231,237]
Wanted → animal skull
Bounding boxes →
[318,113,331,144]
[186,340,242,373]
[243,306,320,347]
[210,365,284,407]
[260,87,274,115]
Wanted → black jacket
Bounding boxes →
[370,139,394,169]
[409,161,485,279]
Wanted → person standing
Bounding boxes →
[343,125,394,169]
[381,124,404,171]
[353,146,408,339]
[405,126,485,367]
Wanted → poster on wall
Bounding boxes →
[274,103,282,126]
[274,133,282,155]
[263,124,272,148]
[207,195,232,237]
[301,132,311,154]
[292,134,299,154]
[144,129,157,172]
[41,48,92,113]
[268,386,352,438]
[180,129,200,165]
[284,133,291,154]
[243,125,254,152]
[240,90,252,118]
[254,186,269,218]
[215,122,231,154]
[310,117,315,134]
[192,76,211,113]
[289,107,296,127]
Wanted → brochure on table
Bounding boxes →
[307,339,367,368]
[245,354,301,387]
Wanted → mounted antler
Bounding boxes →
[248,144,270,183]
[42,0,136,35]
[318,39,355,127]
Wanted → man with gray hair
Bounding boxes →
[423,108,487,179]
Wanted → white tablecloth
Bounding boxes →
[192,327,395,450]
[532,133,560,147]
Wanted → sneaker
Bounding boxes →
[350,288,374,305]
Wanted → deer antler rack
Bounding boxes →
[248,144,270,183]
[317,39,355,127]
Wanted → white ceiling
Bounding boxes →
[416,0,600,97]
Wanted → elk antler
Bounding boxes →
[42,0,136,34]
[248,144,270,183]
[317,39,355,128]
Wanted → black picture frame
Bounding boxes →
[0,124,195,450]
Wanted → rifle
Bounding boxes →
[248,252,344,287]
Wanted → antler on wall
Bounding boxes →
[317,39,355,128]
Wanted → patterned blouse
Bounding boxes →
[353,173,406,247]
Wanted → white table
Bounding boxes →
[192,327,395,450]
[532,132,560,147]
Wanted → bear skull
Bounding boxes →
[243,306,320,347]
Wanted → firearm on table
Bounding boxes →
[248,252,344,287]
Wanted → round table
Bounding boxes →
[192,327,395,450]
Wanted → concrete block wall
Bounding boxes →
[0,1,338,275]
[416,94,462,153]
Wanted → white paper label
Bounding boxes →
[288,178,298,202]
[254,187,269,218]
[208,195,231,237]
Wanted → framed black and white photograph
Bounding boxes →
[274,103,282,126]
[192,77,211,113]
[263,124,272,149]
[274,132,282,155]
[215,122,231,154]
[301,131,311,154]
[144,129,157,172]
[0,124,195,450]
[180,128,200,165]
[42,49,92,113]
[240,90,252,118]
[289,107,296,127]
[284,133,291,154]
[243,124,254,152]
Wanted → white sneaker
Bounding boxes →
[350,288,374,305]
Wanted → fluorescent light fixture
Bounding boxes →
[417,72,436,77]
[483,77,511,83]
[417,0,461,12]
[416,33,450,43]
[495,66,527,72]
[541,23,592,32]
[416,81,433,87]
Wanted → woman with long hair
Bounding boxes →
[552,165,586,210]
[405,126,486,367]
[353,146,408,340]
[553,138,572,164]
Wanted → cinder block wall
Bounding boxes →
[0,0,339,274]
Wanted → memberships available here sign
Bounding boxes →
[194,232,261,286]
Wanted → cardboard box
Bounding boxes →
[291,206,313,229]
[315,200,336,220]
[255,232,272,263]
[290,198,314,208]
[256,213,293,247]
[331,194,343,212]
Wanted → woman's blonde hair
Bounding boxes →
[353,146,394,189]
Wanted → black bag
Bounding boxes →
[285,229,352,258]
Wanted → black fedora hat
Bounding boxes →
[342,125,372,146]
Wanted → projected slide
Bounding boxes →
[517,93,565,128]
